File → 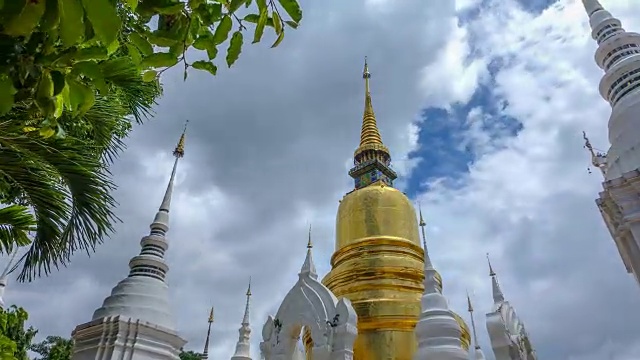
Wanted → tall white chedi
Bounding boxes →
[230,279,253,360]
[485,256,536,360]
[581,0,640,286]
[71,125,189,360]
[413,207,468,360]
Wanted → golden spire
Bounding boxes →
[173,120,188,158]
[354,57,390,158]
[246,277,252,296]
[307,224,313,249]
[208,306,214,323]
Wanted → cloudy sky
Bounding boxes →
[8,0,640,359]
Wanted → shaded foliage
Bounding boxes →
[0,306,38,360]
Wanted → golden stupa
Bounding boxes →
[319,58,425,360]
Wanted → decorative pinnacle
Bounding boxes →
[208,306,214,323]
[418,203,427,249]
[173,120,188,158]
[246,277,252,297]
[487,253,496,277]
[582,131,607,177]
[307,224,313,249]
[466,290,473,313]
[357,57,385,149]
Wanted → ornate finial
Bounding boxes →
[487,253,496,277]
[363,56,371,80]
[418,203,427,249]
[466,290,473,313]
[208,306,214,323]
[307,224,313,249]
[582,131,607,177]
[173,120,188,158]
[246,277,252,297]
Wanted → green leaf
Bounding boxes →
[284,20,298,29]
[42,0,60,30]
[129,32,154,56]
[126,44,142,64]
[72,61,107,94]
[0,76,17,116]
[53,94,64,118]
[277,0,302,23]
[67,78,95,115]
[273,11,282,35]
[213,15,233,45]
[39,127,56,138]
[125,0,138,11]
[243,14,259,23]
[226,31,243,67]
[142,70,157,82]
[253,6,268,43]
[155,2,184,14]
[256,0,267,13]
[206,46,219,60]
[50,71,66,96]
[59,0,85,47]
[141,52,179,68]
[75,46,108,61]
[192,60,217,75]
[3,0,46,36]
[37,71,54,100]
[271,29,284,48]
[229,0,245,12]
[81,0,122,45]
[107,39,120,54]
[189,0,205,9]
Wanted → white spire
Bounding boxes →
[467,292,486,360]
[202,306,214,360]
[0,250,18,309]
[231,279,252,360]
[413,208,468,360]
[487,254,505,306]
[299,225,317,279]
[90,122,188,330]
[582,0,604,16]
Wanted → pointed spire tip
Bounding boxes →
[173,119,188,158]
[307,224,313,249]
[246,277,252,296]
[487,253,496,277]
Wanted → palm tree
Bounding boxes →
[0,56,161,281]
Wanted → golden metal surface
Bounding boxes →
[354,58,390,160]
[453,311,471,351]
[323,182,424,360]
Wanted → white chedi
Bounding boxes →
[260,232,358,360]
[414,209,469,360]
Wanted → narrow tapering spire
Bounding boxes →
[0,250,18,309]
[486,254,504,305]
[418,203,433,268]
[357,57,386,150]
[231,280,253,360]
[300,226,317,279]
[91,122,189,330]
[467,291,486,359]
[348,58,397,189]
[202,306,214,360]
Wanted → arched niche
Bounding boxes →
[260,273,357,360]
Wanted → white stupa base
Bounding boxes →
[71,315,186,360]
